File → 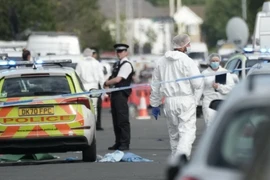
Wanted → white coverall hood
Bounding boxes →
[164,51,186,61]
[150,50,203,158]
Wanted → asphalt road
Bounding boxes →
[0,108,206,180]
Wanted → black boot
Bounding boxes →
[108,144,120,150]
[96,127,104,131]
[118,145,129,151]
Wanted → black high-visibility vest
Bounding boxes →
[110,60,134,97]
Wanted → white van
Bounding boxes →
[253,2,270,51]
[27,32,81,56]
[189,42,208,66]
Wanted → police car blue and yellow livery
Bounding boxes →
[0,60,98,162]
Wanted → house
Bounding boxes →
[174,6,203,42]
[98,0,205,55]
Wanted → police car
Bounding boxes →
[224,49,270,80]
[0,60,99,162]
[247,61,270,76]
[167,66,270,180]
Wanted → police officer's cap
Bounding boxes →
[114,43,129,51]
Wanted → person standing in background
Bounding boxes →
[201,53,235,127]
[22,49,31,61]
[92,48,104,131]
[76,48,105,123]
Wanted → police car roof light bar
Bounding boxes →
[35,59,72,64]
[0,59,72,69]
[34,59,72,67]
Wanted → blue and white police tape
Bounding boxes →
[0,67,251,108]
[101,59,157,64]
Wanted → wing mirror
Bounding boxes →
[166,154,188,180]
[209,99,223,110]
[89,88,102,98]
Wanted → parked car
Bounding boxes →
[243,125,270,180]
[167,71,270,180]
[224,53,270,80]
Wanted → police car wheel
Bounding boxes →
[82,136,96,162]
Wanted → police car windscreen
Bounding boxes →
[246,59,270,68]
[1,76,71,98]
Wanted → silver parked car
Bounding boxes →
[167,72,270,180]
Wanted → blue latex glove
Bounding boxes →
[152,107,160,120]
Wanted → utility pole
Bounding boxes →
[115,0,120,43]
[126,0,134,55]
[176,0,182,12]
[169,0,175,17]
[242,0,247,21]
[138,0,143,55]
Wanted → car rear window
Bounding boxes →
[0,76,71,98]
[208,106,270,169]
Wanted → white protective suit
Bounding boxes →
[76,56,105,117]
[202,66,235,127]
[150,51,203,157]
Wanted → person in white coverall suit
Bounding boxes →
[150,34,203,158]
[201,53,235,127]
[76,48,105,118]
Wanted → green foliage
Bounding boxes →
[53,0,114,51]
[0,0,114,51]
[0,0,56,40]
[202,0,241,47]
[247,0,266,34]
[146,27,157,45]
[203,0,266,48]
[145,0,206,6]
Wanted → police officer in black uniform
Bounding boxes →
[104,43,134,151]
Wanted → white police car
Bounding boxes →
[224,49,270,81]
[0,60,100,162]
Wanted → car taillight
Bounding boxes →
[180,177,199,180]
[63,97,91,109]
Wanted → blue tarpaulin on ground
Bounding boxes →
[97,150,153,162]
[121,152,153,162]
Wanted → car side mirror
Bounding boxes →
[166,154,188,180]
[209,99,223,110]
[89,88,102,98]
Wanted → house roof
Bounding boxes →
[98,0,205,20]
[174,6,203,25]
[98,0,169,19]
[188,5,205,20]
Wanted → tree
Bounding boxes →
[247,0,266,34]
[146,27,157,47]
[0,0,114,51]
[54,0,114,51]
[145,0,206,6]
[0,0,56,40]
[202,0,266,48]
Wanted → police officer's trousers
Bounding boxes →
[111,91,130,146]
[96,96,102,128]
